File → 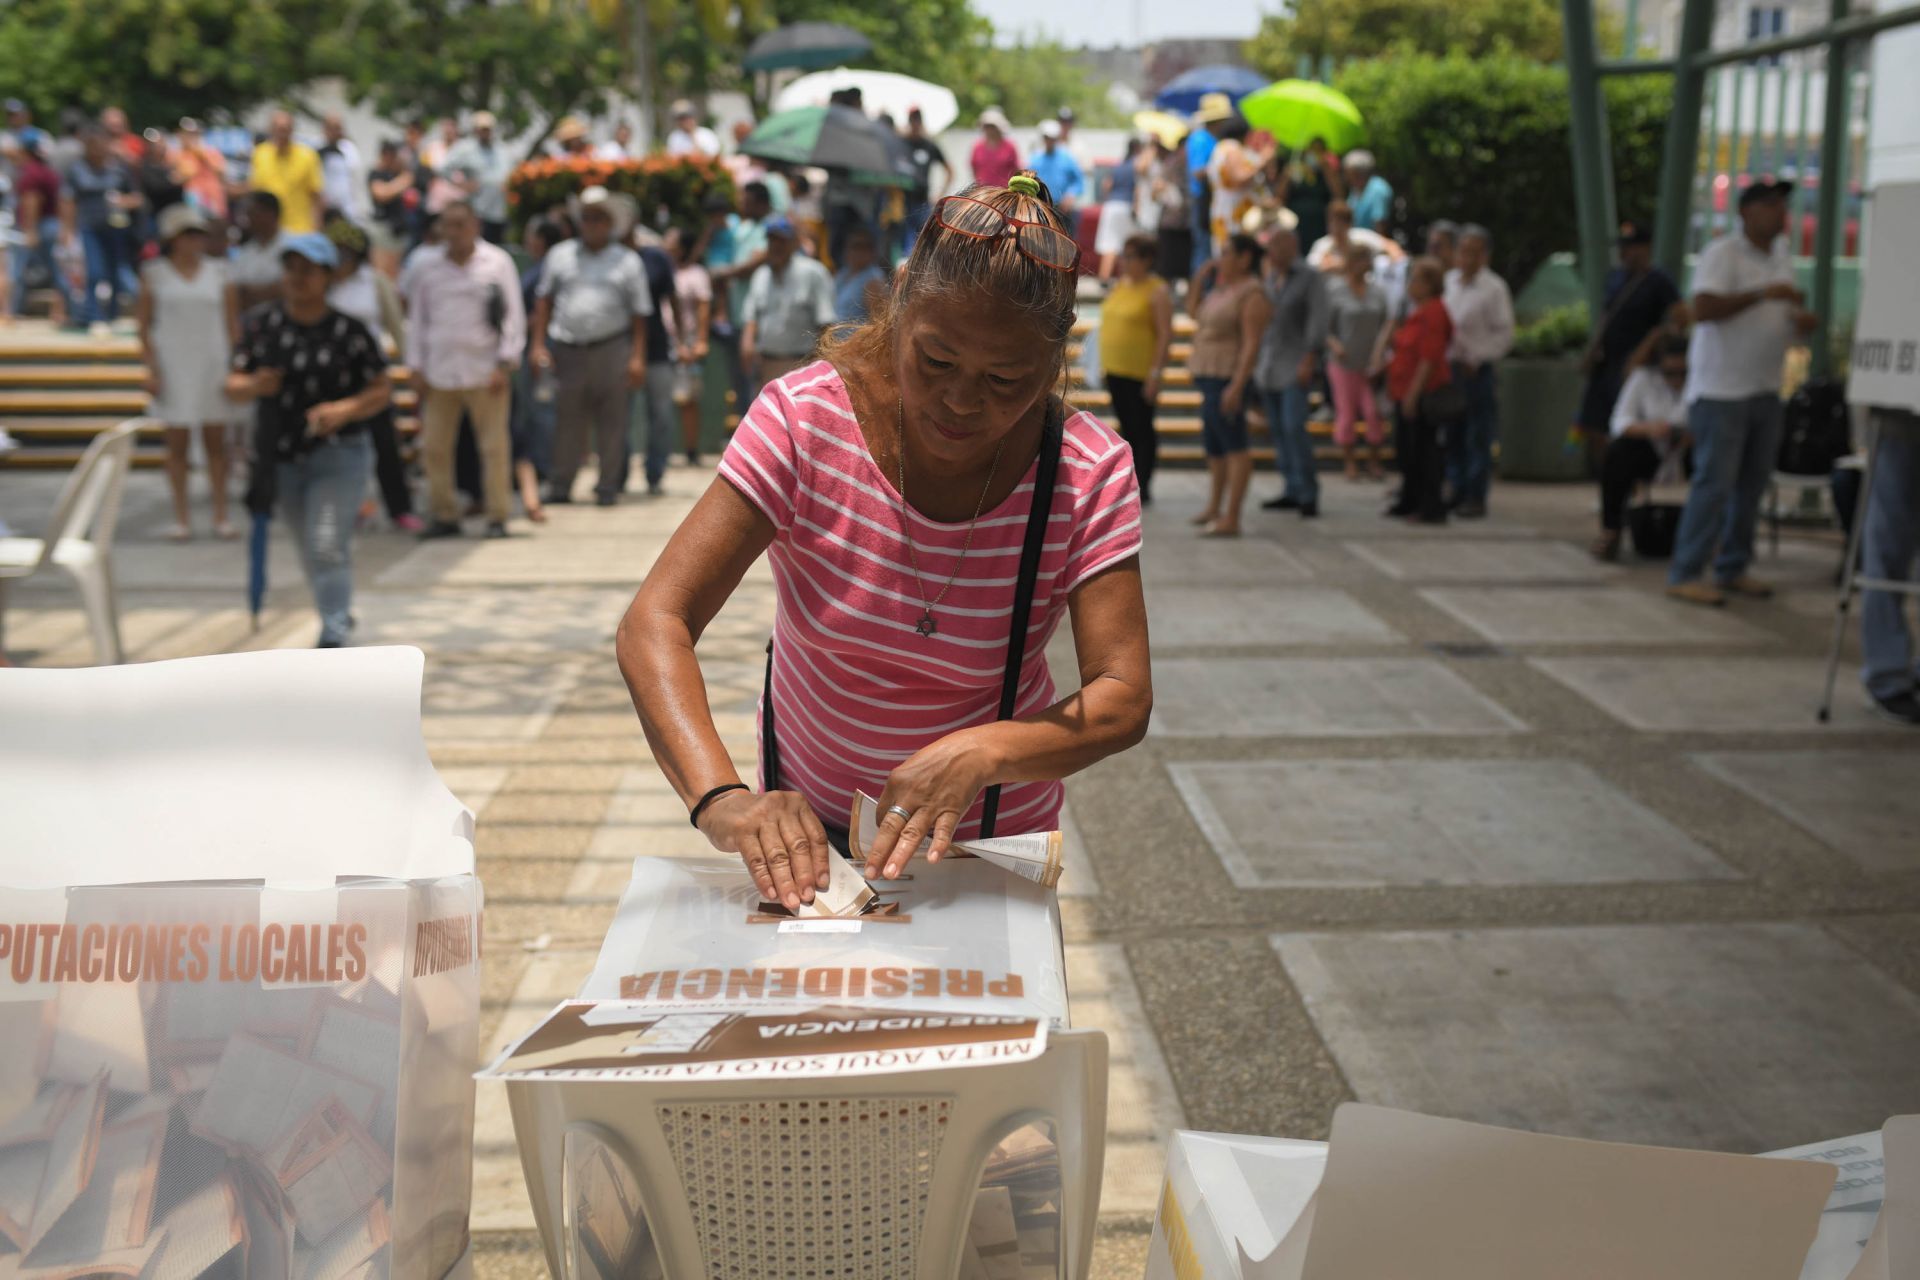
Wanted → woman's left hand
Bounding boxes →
[863,731,996,880]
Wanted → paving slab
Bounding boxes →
[351,586,634,655]
[1691,750,1920,873]
[1145,585,1402,647]
[1420,586,1776,646]
[1272,922,1920,1151]
[1171,759,1736,888]
[420,656,589,743]
[1343,537,1618,582]
[1149,658,1527,737]
[1136,534,1314,585]
[376,536,662,588]
[1529,655,1897,732]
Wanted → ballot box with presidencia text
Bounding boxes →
[485,845,1103,1280]
[0,648,483,1279]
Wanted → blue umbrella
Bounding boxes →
[1154,65,1268,116]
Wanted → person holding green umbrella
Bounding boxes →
[1241,80,1368,250]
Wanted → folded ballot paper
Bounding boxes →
[0,648,483,1280]
[849,793,1064,890]
[1150,1104,1856,1280]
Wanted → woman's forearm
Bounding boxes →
[958,672,1151,789]
[616,604,745,807]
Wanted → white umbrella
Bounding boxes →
[772,68,960,135]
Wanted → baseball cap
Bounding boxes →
[763,214,797,238]
[1738,178,1795,207]
[4,99,25,115]
[1038,120,1062,140]
[280,232,339,270]
[1616,219,1653,246]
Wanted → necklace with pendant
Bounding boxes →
[894,396,1004,639]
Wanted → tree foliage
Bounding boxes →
[0,0,353,123]
[1247,0,1574,73]
[346,0,626,135]
[1332,53,1671,288]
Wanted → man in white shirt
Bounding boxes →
[740,216,834,390]
[528,187,652,507]
[1442,224,1514,518]
[594,122,634,161]
[665,101,720,159]
[404,201,526,539]
[318,113,367,223]
[1666,180,1816,606]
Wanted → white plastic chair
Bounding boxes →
[507,1027,1109,1280]
[0,418,143,664]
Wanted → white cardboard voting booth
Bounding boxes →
[1144,1104,1911,1280]
[0,647,482,1279]
[485,855,1098,1280]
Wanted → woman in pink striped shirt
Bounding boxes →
[617,171,1152,912]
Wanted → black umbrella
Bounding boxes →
[743,22,874,73]
[740,105,912,188]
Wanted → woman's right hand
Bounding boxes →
[698,788,833,910]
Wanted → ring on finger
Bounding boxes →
[884,804,913,824]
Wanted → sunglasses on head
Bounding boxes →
[932,196,1081,272]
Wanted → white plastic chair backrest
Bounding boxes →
[31,418,143,570]
[507,1027,1109,1280]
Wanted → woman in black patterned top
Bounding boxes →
[227,233,392,647]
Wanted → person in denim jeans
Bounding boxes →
[1666,181,1817,607]
[1255,229,1329,518]
[8,139,79,323]
[1187,233,1271,536]
[227,234,392,647]
[63,129,141,325]
[1859,409,1920,726]
[1441,225,1514,518]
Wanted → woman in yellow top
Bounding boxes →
[1098,234,1173,505]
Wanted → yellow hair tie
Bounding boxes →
[1007,174,1042,199]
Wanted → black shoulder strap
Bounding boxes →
[979,400,1066,838]
[762,401,1067,838]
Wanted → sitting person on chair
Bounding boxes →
[1593,336,1692,561]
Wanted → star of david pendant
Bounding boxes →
[915,610,938,638]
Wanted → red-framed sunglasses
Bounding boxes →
[932,196,1081,272]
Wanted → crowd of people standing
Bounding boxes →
[1089,90,1515,535]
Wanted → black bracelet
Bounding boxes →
[689,783,751,829]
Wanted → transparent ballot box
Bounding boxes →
[0,648,483,1278]
[486,856,1104,1280]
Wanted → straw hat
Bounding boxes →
[1191,93,1236,125]
[553,116,589,144]
[573,185,637,240]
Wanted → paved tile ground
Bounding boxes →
[5,444,1919,1277]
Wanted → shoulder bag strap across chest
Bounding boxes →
[761,400,1066,841]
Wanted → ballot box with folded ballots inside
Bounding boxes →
[1146,1104,1918,1280]
[0,648,483,1279]
[485,852,1102,1280]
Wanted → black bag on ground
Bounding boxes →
[1777,377,1850,476]
[1628,502,1684,558]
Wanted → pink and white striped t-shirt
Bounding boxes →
[719,360,1143,839]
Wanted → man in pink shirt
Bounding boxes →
[969,109,1020,189]
[404,202,526,539]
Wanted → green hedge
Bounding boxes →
[1334,53,1670,291]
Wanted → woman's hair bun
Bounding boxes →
[1007,170,1052,204]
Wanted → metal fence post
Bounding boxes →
[1811,0,1850,377]
[1563,0,1618,319]
[1656,0,1717,276]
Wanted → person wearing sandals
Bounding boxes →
[136,203,242,541]
[1592,337,1692,561]
[616,170,1150,911]
[1187,233,1271,536]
